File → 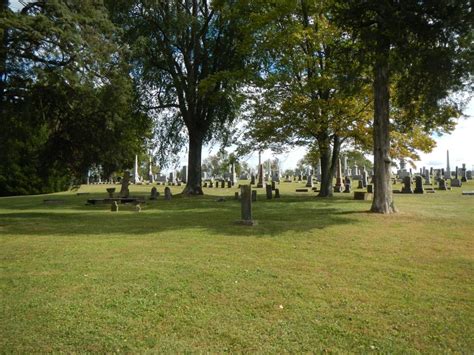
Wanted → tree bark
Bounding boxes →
[370,38,397,213]
[183,131,203,195]
[318,135,341,197]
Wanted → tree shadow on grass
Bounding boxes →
[0,193,370,238]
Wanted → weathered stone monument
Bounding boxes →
[181,165,188,184]
[334,158,344,192]
[414,176,424,194]
[401,176,413,193]
[305,168,313,188]
[367,184,373,193]
[251,190,257,202]
[164,186,172,200]
[438,178,447,191]
[343,176,351,193]
[236,185,255,226]
[444,150,451,179]
[150,187,159,200]
[134,155,140,184]
[250,174,256,185]
[461,164,468,182]
[120,172,130,198]
[266,184,273,199]
[257,151,264,188]
[148,157,154,183]
[451,167,462,187]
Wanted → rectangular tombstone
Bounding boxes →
[237,185,255,225]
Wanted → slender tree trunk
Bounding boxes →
[318,135,341,197]
[370,38,397,213]
[183,131,203,195]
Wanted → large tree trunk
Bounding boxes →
[318,135,341,197]
[370,39,397,213]
[183,131,204,195]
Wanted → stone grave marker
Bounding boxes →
[275,188,280,198]
[438,178,447,190]
[344,176,351,193]
[266,184,273,199]
[401,176,413,193]
[120,172,130,198]
[414,176,424,194]
[164,187,172,200]
[236,185,256,226]
[150,187,159,200]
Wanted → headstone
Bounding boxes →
[227,180,232,188]
[444,150,451,179]
[181,165,188,184]
[334,158,343,192]
[438,178,447,190]
[424,171,431,185]
[343,176,351,193]
[266,184,273,199]
[221,180,225,188]
[361,167,368,188]
[111,201,119,212]
[401,176,413,193]
[354,191,372,200]
[414,176,424,194]
[305,169,313,188]
[150,187,159,200]
[274,188,280,198]
[467,170,473,180]
[357,180,363,189]
[234,192,239,200]
[271,181,276,191]
[367,184,373,193]
[164,187,172,200]
[120,172,130,198]
[237,185,255,225]
[461,164,467,182]
[134,155,140,184]
[251,190,257,202]
[148,157,154,183]
[250,174,256,185]
[257,152,264,188]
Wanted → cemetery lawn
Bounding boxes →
[1,182,473,353]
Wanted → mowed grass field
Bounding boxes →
[1,180,473,352]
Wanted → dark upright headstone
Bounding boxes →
[251,190,257,202]
[164,187,172,200]
[237,185,255,225]
[266,184,273,199]
[414,176,424,194]
[343,176,351,193]
[150,187,159,200]
[438,178,447,190]
[401,176,413,193]
[274,188,280,198]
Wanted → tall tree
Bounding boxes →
[241,0,371,197]
[333,0,473,213]
[0,0,150,196]
[107,0,250,195]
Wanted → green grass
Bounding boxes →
[1,181,473,352]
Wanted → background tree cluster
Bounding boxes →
[1,0,472,215]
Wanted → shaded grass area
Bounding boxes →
[1,181,473,352]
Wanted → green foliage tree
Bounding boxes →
[0,0,150,196]
[107,0,251,195]
[241,0,372,197]
[333,0,473,213]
